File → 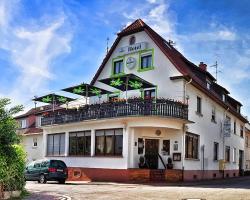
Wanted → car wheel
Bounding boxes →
[58,179,66,184]
[39,174,47,184]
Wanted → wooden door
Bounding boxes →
[145,139,159,169]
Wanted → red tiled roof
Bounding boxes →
[90,19,247,123]
[15,105,63,119]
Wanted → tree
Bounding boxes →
[0,98,26,192]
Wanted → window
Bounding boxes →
[36,116,42,127]
[211,106,216,122]
[237,105,241,113]
[196,96,202,114]
[69,131,91,156]
[246,136,249,147]
[19,119,27,129]
[222,94,226,102]
[225,146,230,162]
[140,54,152,69]
[144,89,156,99]
[240,125,244,138]
[214,142,219,161]
[206,80,211,90]
[233,120,236,134]
[47,133,65,156]
[33,137,38,147]
[233,147,236,163]
[163,140,170,155]
[95,129,123,156]
[113,60,123,75]
[129,35,136,45]
[34,163,41,168]
[185,132,199,159]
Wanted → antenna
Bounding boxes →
[210,61,222,82]
[168,40,176,46]
[106,37,109,54]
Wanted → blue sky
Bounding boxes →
[1,0,250,117]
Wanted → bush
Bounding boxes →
[0,98,25,192]
[0,145,26,191]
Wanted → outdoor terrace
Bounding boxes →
[41,98,188,126]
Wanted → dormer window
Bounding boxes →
[206,80,211,90]
[222,94,226,102]
[19,119,27,129]
[237,105,241,113]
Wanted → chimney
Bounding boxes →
[199,62,207,71]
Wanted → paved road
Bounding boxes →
[25,177,250,200]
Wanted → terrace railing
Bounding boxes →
[41,98,188,126]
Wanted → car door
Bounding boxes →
[32,162,41,180]
[25,162,35,180]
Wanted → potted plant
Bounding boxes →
[167,157,173,169]
[138,156,145,168]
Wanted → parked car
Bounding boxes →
[24,159,68,184]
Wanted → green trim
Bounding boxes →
[138,66,155,72]
[111,55,125,77]
[138,48,155,72]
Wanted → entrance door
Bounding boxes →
[145,139,159,169]
[239,150,244,176]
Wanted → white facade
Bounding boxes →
[21,133,44,163]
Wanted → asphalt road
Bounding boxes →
[25,177,250,200]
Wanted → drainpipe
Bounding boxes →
[222,107,229,178]
[182,78,192,181]
[184,78,192,104]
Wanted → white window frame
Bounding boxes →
[20,119,27,129]
[233,147,236,163]
[211,106,216,122]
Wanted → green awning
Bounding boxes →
[62,83,112,97]
[33,94,75,105]
[98,73,155,91]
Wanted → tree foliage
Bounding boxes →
[0,98,26,191]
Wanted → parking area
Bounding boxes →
[25,177,250,200]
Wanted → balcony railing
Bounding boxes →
[41,98,188,126]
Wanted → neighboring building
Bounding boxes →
[38,19,247,182]
[16,105,62,163]
[245,123,250,173]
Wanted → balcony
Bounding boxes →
[41,98,188,126]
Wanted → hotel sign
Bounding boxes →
[223,119,231,137]
[118,42,147,55]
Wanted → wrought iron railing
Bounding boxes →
[41,98,188,126]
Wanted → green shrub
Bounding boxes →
[0,98,25,192]
[0,145,26,191]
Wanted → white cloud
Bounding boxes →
[0,0,72,108]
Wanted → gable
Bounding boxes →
[92,30,182,92]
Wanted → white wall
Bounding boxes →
[186,84,245,171]
[21,134,43,163]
